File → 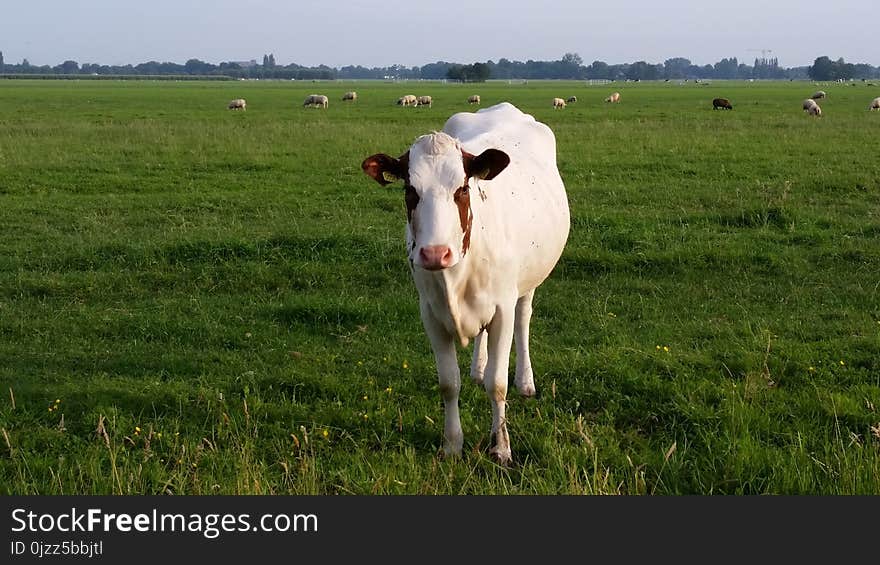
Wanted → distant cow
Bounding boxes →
[802,98,819,112]
[552,97,566,109]
[227,98,247,110]
[397,94,418,107]
[712,97,733,110]
[416,95,433,107]
[811,90,826,100]
[342,91,358,102]
[303,94,329,108]
[567,96,577,103]
[605,92,621,103]
[869,97,880,110]
[468,95,481,104]
[360,102,570,464]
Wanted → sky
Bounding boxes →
[1,0,876,69]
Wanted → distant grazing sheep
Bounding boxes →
[552,97,566,109]
[567,96,577,103]
[869,97,880,110]
[605,92,621,103]
[416,95,433,107]
[811,90,826,100]
[227,98,247,110]
[468,94,481,104]
[303,94,329,108]
[712,97,733,110]
[342,91,358,102]
[397,94,418,107]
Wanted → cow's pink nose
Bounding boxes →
[419,245,453,270]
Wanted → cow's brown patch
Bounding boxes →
[454,183,473,256]
[361,151,409,187]
[404,184,420,224]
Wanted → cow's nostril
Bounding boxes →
[441,247,453,266]
[419,245,453,270]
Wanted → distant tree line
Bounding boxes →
[0,50,877,81]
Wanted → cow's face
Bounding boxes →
[362,132,509,271]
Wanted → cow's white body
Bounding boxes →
[362,102,569,462]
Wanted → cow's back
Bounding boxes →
[443,102,569,294]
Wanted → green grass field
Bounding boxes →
[1,78,878,494]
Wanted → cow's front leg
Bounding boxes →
[470,329,488,385]
[484,302,516,464]
[514,289,536,397]
[421,305,463,457]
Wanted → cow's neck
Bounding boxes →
[420,224,490,349]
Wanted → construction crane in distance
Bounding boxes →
[747,48,773,61]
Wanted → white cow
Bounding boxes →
[468,95,481,104]
[552,97,566,109]
[807,104,822,117]
[811,90,826,100]
[361,102,570,463]
[416,95,433,107]
[227,98,247,110]
[342,91,358,102]
[802,98,818,111]
[869,97,880,110]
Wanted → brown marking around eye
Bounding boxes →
[404,185,419,223]
[454,182,473,256]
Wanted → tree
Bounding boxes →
[808,56,834,81]
[626,61,659,81]
[57,60,79,74]
[562,52,583,67]
[663,57,691,79]
[713,57,738,79]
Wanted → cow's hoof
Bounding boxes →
[489,445,512,466]
[517,382,536,397]
[470,368,485,385]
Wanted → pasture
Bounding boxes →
[0,78,878,494]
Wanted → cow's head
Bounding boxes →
[362,132,509,271]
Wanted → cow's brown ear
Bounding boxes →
[362,152,408,186]
[464,149,510,181]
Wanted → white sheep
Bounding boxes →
[604,92,621,103]
[397,94,418,107]
[303,94,329,108]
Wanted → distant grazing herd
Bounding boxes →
[225,86,880,117]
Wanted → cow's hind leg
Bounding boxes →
[470,329,488,385]
[421,304,463,457]
[514,289,536,397]
[485,302,516,464]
